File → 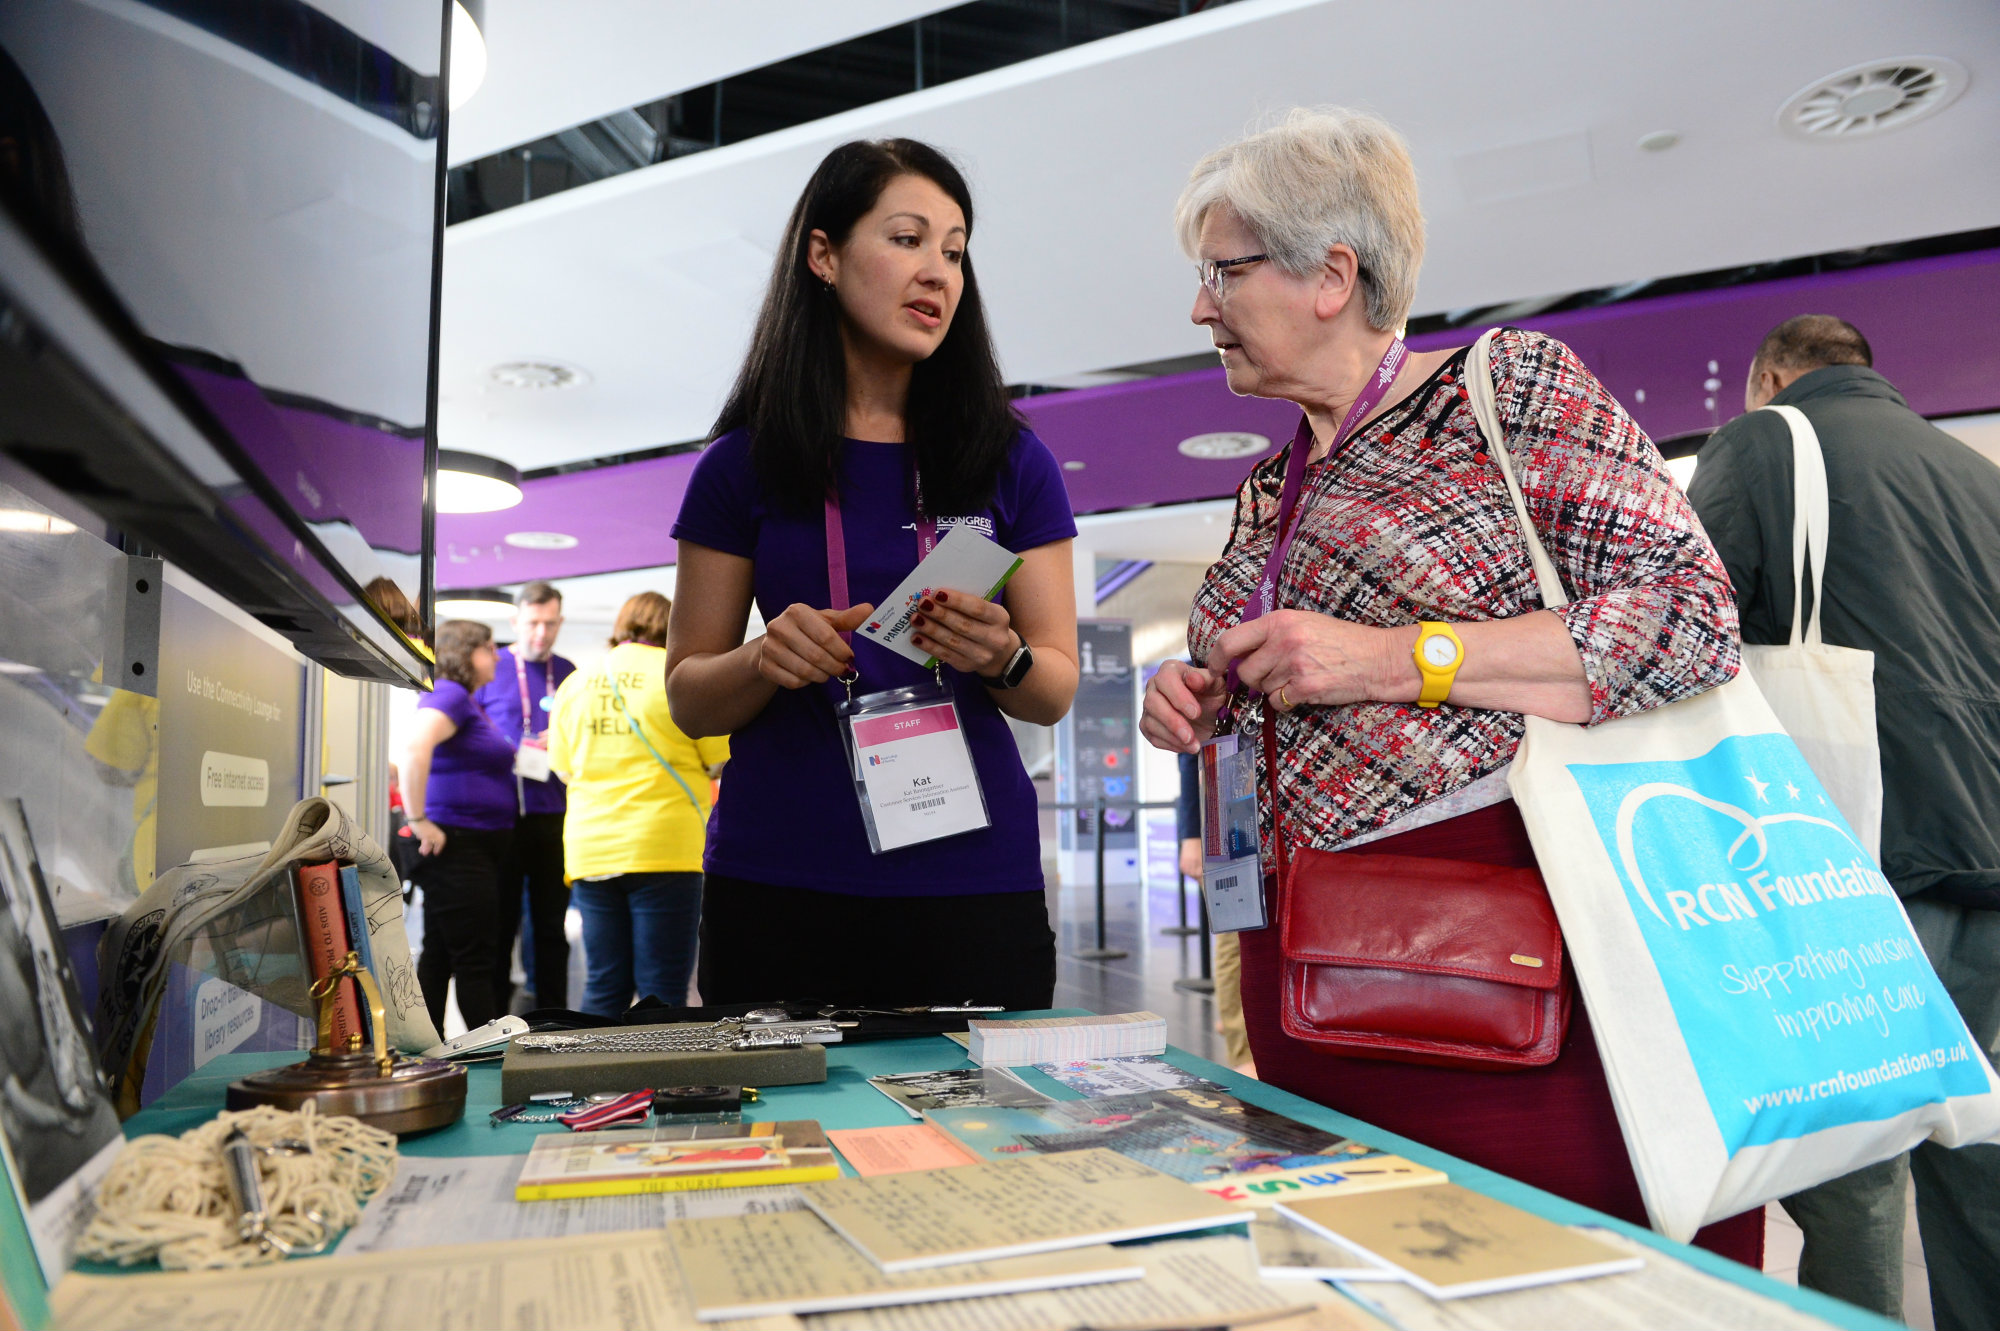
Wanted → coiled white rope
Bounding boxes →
[76,1103,398,1270]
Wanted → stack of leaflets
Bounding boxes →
[925,1086,1445,1209]
[1032,1055,1228,1098]
[513,1120,838,1200]
[866,1067,1050,1119]
[967,1011,1166,1066]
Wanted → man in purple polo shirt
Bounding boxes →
[477,580,576,1011]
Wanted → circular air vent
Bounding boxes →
[504,531,578,550]
[1777,57,1967,141]
[489,360,588,389]
[1177,431,1271,460]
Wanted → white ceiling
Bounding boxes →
[439,0,2000,472]
[447,0,966,165]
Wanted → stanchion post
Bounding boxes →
[1174,871,1216,994]
[1073,793,1127,961]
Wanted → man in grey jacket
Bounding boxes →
[1688,315,2000,1330]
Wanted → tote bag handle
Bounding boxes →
[1758,404,1831,648]
[1464,332,1568,610]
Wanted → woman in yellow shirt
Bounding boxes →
[547,593,728,1015]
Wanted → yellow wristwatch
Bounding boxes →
[1413,621,1464,709]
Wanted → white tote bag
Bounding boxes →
[1465,331,2000,1242]
[1737,405,1883,860]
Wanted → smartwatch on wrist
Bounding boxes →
[981,634,1034,690]
[1413,621,1464,708]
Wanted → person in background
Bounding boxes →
[547,593,728,1015]
[1140,108,1759,1265]
[667,137,1079,1007]
[476,580,575,1012]
[1687,315,2000,1331]
[401,620,517,1031]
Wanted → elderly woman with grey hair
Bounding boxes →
[1140,108,1759,1264]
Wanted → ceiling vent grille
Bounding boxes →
[1778,57,1967,141]
[490,361,587,389]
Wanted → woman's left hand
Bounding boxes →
[909,589,1017,678]
[1205,609,1401,710]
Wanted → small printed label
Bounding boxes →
[199,750,270,807]
[193,976,261,1068]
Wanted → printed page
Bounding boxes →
[827,1125,978,1176]
[1341,1228,1840,1330]
[1030,1057,1227,1097]
[1278,1183,1640,1296]
[50,1231,800,1331]
[800,1234,1320,1331]
[339,1155,802,1256]
[796,1148,1244,1270]
[1250,1212,1395,1280]
[665,1212,1140,1318]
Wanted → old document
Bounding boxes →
[665,1211,1141,1320]
[800,1234,1328,1331]
[338,1154,803,1256]
[1342,1229,1841,1331]
[797,1147,1244,1270]
[50,1231,799,1331]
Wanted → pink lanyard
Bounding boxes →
[1226,338,1408,697]
[824,465,939,644]
[514,651,540,741]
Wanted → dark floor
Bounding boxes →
[1047,871,1225,1065]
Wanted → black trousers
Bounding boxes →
[411,824,512,1031]
[699,875,1056,1010]
[494,811,569,1011]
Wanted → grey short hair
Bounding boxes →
[1175,107,1425,332]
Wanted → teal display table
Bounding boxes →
[106,1014,1896,1330]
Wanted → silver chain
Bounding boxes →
[515,1019,843,1055]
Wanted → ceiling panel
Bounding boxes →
[448,0,969,164]
[438,0,2000,474]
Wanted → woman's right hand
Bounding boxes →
[409,817,445,857]
[1141,659,1228,754]
[755,603,876,688]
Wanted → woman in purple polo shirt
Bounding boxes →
[399,619,518,1030]
[668,139,1079,1009]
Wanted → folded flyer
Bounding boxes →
[514,1120,838,1200]
[855,523,1022,667]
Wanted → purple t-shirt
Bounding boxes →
[475,648,576,815]
[416,680,519,831]
[670,428,1077,896]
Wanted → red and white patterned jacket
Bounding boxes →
[1187,328,1741,851]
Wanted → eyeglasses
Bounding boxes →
[1196,253,1267,303]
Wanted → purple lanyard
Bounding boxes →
[514,651,540,741]
[1227,338,1408,695]
[824,465,938,644]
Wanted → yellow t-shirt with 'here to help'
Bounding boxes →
[546,643,729,879]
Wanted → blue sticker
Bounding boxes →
[1566,733,1980,1153]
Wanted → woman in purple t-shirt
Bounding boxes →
[399,619,518,1030]
[668,139,1079,1009]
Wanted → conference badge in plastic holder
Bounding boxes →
[838,678,989,854]
[1199,733,1267,931]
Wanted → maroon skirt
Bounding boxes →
[1240,798,1765,1269]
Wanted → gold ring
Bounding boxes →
[1276,685,1294,713]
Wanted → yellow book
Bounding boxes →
[513,1120,840,1200]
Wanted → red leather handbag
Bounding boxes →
[1264,718,1572,1069]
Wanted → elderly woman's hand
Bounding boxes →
[1141,659,1229,754]
[1205,610,1407,711]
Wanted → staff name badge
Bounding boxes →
[1200,733,1267,931]
[842,685,989,854]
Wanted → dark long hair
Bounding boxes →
[712,139,1019,516]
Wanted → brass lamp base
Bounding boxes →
[225,949,466,1135]
[226,1049,466,1136]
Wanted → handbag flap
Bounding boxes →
[1282,849,1562,990]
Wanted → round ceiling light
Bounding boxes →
[1777,57,1967,141]
[489,361,587,390]
[1177,431,1271,461]
[504,531,578,550]
[449,1,487,111]
[435,587,513,618]
[437,449,523,513]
